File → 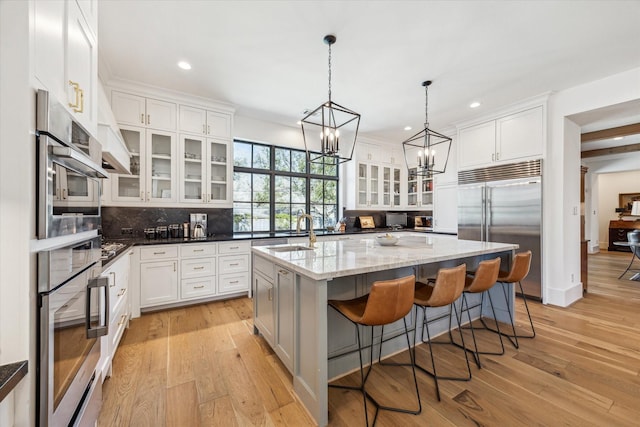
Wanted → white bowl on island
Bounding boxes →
[376,233,399,246]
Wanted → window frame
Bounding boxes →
[233,140,339,233]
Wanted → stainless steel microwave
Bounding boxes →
[36,90,108,239]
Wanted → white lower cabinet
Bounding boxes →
[253,254,294,373]
[136,241,250,312]
[99,249,132,381]
[140,259,179,307]
[274,266,294,372]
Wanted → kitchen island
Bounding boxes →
[251,232,518,426]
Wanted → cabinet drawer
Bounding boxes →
[140,245,178,260]
[218,241,250,254]
[181,276,216,300]
[254,255,274,280]
[180,243,216,258]
[219,254,249,274]
[181,258,215,279]
[219,273,249,294]
[109,301,129,357]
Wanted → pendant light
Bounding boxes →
[402,80,452,178]
[300,35,360,165]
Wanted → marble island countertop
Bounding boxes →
[251,232,519,281]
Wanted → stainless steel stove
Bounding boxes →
[101,242,126,261]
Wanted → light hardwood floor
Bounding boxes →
[99,250,640,426]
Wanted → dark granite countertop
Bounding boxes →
[0,360,28,403]
[102,227,444,247]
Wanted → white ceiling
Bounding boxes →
[98,0,640,143]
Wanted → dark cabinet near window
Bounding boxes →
[608,221,640,252]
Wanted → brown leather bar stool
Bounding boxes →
[483,250,535,348]
[453,257,504,369]
[328,275,421,426]
[412,263,470,401]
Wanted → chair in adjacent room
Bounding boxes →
[618,230,640,279]
[482,251,535,349]
[453,257,504,369]
[411,263,470,401]
[328,275,421,426]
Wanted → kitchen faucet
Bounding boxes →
[296,214,317,247]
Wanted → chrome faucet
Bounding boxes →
[296,214,317,247]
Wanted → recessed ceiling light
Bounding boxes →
[404,126,412,131]
[177,61,192,70]
[614,136,623,140]
[469,101,481,108]
[296,121,302,125]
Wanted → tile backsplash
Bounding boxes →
[101,207,233,239]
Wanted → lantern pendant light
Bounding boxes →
[300,35,360,165]
[402,80,452,178]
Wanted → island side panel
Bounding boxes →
[294,274,328,427]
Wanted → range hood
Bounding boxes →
[97,81,131,175]
[98,124,131,174]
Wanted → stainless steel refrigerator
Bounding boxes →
[458,161,542,299]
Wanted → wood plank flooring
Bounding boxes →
[99,250,640,426]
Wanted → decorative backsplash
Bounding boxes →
[101,207,233,239]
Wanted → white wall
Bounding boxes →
[545,67,640,307]
[234,114,305,149]
[597,170,640,247]
[0,1,34,425]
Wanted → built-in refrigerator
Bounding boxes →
[458,160,542,299]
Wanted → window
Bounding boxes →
[233,140,338,233]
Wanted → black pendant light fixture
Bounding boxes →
[402,80,452,177]
[300,35,360,165]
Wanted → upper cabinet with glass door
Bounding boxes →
[406,167,433,209]
[110,125,177,203]
[179,135,231,205]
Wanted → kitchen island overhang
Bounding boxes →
[251,232,519,426]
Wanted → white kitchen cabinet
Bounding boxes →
[99,249,131,381]
[179,105,232,138]
[218,241,251,294]
[34,0,97,135]
[254,266,276,346]
[382,165,402,208]
[433,183,458,233]
[109,125,177,203]
[179,135,232,205]
[275,266,294,373]
[407,167,433,209]
[111,91,177,131]
[181,276,216,300]
[140,258,179,307]
[458,106,543,170]
[356,162,380,208]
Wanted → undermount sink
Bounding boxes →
[268,245,314,252]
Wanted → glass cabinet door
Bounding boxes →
[370,165,379,206]
[357,162,367,206]
[383,167,391,206]
[407,167,418,207]
[207,139,229,202]
[181,135,205,203]
[393,167,401,207]
[147,130,176,202]
[113,126,144,201]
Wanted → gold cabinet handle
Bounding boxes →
[147,114,151,125]
[174,262,177,272]
[117,288,127,297]
[141,113,145,124]
[193,266,205,270]
[207,125,211,134]
[62,188,67,200]
[140,191,145,201]
[118,314,127,326]
[202,124,206,134]
[268,286,272,301]
[193,249,204,252]
[193,285,205,289]
[109,272,116,287]
[68,80,83,112]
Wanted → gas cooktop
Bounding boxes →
[101,242,127,260]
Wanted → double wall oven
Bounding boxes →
[36,89,109,427]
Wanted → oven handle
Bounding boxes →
[86,276,109,338]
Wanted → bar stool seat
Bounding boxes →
[328,275,421,426]
[453,257,504,369]
[412,263,470,401]
[483,250,535,348]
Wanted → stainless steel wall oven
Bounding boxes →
[36,89,108,239]
[37,235,108,426]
